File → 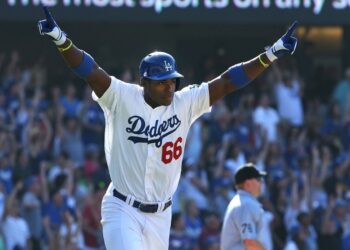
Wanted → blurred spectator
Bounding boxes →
[83,147,101,181]
[342,200,350,249]
[12,150,32,185]
[55,115,84,166]
[0,122,16,157]
[198,143,220,187]
[48,151,72,183]
[320,102,344,138]
[230,110,254,153]
[40,162,68,250]
[318,198,343,250]
[310,145,331,209]
[258,197,275,250]
[183,199,202,248]
[179,159,209,212]
[198,212,221,249]
[271,188,289,249]
[332,68,350,115]
[210,133,234,196]
[333,200,350,250]
[82,181,106,250]
[265,142,286,182]
[323,156,350,198]
[284,172,312,234]
[21,176,43,250]
[24,112,52,175]
[169,212,192,250]
[184,118,204,167]
[223,140,246,175]
[292,212,318,250]
[2,182,30,250]
[59,84,82,118]
[272,65,304,127]
[46,85,64,126]
[253,92,280,143]
[0,153,13,195]
[205,238,220,250]
[81,87,104,151]
[207,100,232,144]
[59,209,84,250]
[212,177,235,218]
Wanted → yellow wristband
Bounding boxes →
[258,54,269,68]
[58,40,73,53]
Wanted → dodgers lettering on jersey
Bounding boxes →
[92,77,211,203]
[126,115,181,147]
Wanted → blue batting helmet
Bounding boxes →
[139,51,183,90]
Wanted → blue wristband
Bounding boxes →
[72,51,94,78]
[227,63,251,88]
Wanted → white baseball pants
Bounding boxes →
[101,185,172,250]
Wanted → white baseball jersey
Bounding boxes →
[92,76,211,203]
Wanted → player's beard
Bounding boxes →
[162,93,174,106]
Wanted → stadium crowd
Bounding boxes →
[0,49,349,250]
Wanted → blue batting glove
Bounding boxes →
[266,21,298,62]
[38,6,66,46]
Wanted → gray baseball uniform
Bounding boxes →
[220,190,264,250]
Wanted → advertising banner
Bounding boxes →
[1,0,349,24]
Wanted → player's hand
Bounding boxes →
[38,6,66,45]
[266,21,298,62]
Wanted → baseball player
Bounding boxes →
[37,7,297,250]
[220,163,267,250]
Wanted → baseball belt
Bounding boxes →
[113,189,172,213]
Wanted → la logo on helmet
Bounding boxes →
[164,61,173,71]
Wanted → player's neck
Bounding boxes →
[144,94,160,109]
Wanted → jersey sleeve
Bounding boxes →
[234,203,259,240]
[92,76,131,113]
[177,82,211,124]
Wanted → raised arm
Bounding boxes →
[38,7,110,97]
[208,21,298,106]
